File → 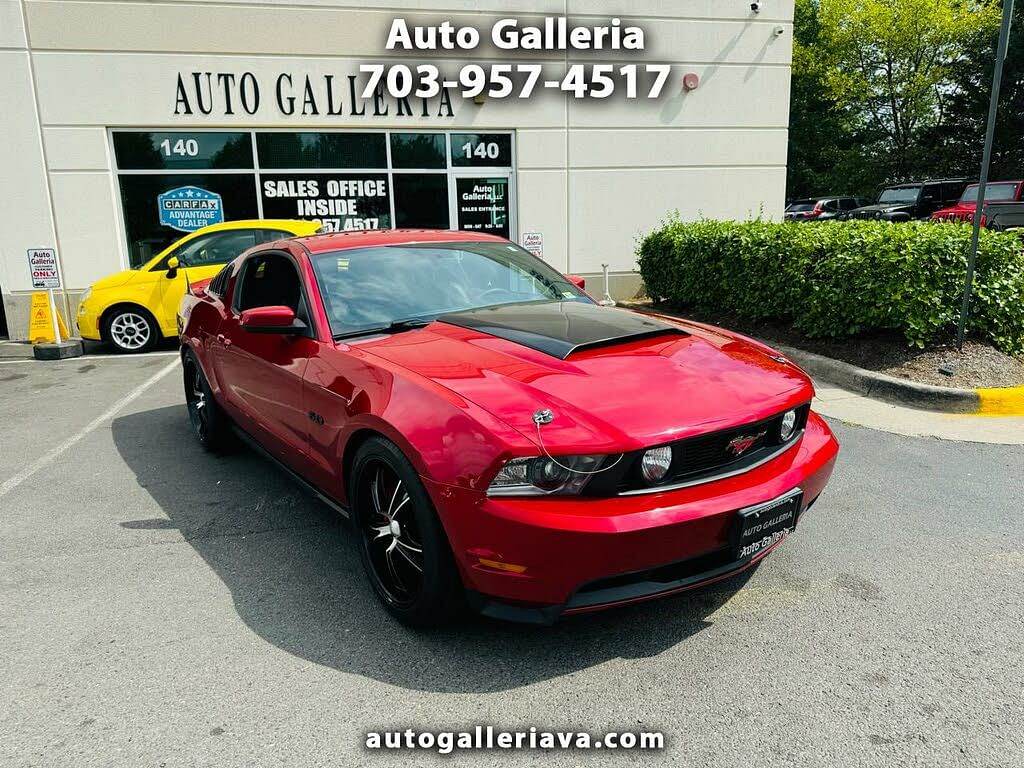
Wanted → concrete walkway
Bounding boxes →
[814,385,1024,445]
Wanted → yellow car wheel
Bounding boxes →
[102,305,160,354]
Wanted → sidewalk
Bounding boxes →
[0,340,34,360]
[814,385,1024,445]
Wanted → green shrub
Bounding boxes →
[636,218,1024,356]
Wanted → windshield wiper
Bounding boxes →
[333,316,433,341]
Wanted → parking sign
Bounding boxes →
[28,248,61,289]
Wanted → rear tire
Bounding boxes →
[183,353,232,452]
[103,306,159,353]
[350,437,462,627]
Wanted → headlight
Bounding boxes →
[487,455,608,496]
[640,446,673,484]
[79,287,92,303]
[780,409,798,441]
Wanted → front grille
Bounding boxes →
[848,210,879,220]
[670,423,773,479]
[582,404,811,496]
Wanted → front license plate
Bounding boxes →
[734,488,803,561]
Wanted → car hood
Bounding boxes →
[354,303,814,451]
[851,203,913,214]
[932,204,973,215]
[88,269,139,291]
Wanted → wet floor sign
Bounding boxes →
[28,291,69,344]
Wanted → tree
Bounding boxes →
[787,0,848,197]
[922,1,1024,181]
[808,0,1001,179]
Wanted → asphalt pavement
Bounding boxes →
[1,351,1022,767]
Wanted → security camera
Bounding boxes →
[751,1,762,12]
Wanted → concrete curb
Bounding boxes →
[976,386,1024,416]
[771,345,981,414]
[620,303,1024,416]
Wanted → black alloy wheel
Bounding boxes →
[183,354,231,452]
[351,437,462,626]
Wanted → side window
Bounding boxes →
[839,198,856,210]
[921,184,941,203]
[234,252,308,322]
[821,199,839,212]
[943,182,966,202]
[179,229,260,268]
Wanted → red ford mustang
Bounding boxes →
[178,230,839,626]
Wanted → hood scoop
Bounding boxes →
[437,300,686,360]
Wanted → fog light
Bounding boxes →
[640,446,673,483]
[780,409,798,441]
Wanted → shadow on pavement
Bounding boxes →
[112,404,755,693]
[82,338,179,356]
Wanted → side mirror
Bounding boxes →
[567,274,586,290]
[166,256,180,279]
[239,305,306,334]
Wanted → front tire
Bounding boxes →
[103,306,159,353]
[183,353,232,452]
[351,437,462,627]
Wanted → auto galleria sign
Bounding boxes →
[172,71,456,119]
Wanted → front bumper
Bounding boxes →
[76,302,102,340]
[427,411,839,624]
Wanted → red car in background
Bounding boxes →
[931,181,1024,224]
[178,230,839,626]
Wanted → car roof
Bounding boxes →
[296,228,510,254]
[790,196,855,202]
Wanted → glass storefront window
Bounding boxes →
[112,132,252,170]
[112,130,513,264]
[256,132,387,169]
[394,174,449,228]
[117,174,259,267]
[260,173,391,232]
[390,133,446,169]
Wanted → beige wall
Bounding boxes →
[1,0,794,339]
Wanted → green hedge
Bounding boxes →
[636,219,1024,356]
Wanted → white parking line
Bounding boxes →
[0,351,180,365]
[0,357,180,500]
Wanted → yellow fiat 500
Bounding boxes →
[77,219,321,352]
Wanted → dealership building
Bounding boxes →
[0,0,795,341]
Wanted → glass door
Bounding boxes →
[450,171,513,240]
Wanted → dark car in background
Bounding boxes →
[784,197,870,222]
[841,179,974,222]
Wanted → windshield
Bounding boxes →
[310,241,591,338]
[959,183,1018,204]
[878,187,920,205]
[786,202,816,212]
